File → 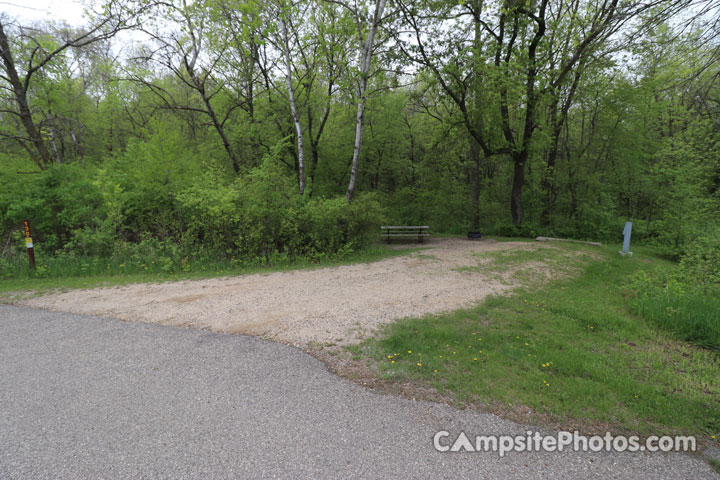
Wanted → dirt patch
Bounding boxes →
[21,238,546,347]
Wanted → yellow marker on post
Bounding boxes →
[23,219,36,269]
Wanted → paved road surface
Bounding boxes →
[0,305,715,479]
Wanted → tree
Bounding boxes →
[0,1,146,169]
[396,0,684,225]
[129,0,242,172]
[325,0,390,201]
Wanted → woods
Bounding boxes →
[0,0,718,273]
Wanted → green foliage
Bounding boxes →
[627,234,720,350]
[1,3,720,292]
[298,194,386,259]
[175,156,385,262]
[0,146,384,280]
[0,163,108,254]
[676,227,720,292]
[386,185,467,234]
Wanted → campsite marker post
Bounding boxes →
[619,222,632,257]
[23,219,36,269]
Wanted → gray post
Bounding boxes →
[619,222,632,257]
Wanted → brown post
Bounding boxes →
[23,219,35,269]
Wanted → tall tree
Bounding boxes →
[397,0,684,225]
[0,1,146,169]
[130,0,242,172]
[326,0,389,201]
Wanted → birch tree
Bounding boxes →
[278,1,307,194]
[326,0,389,201]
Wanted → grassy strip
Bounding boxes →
[0,244,420,300]
[352,244,720,440]
[631,289,720,350]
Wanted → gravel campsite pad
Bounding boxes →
[21,239,562,346]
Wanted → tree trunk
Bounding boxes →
[0,21,52,169]
[185,55,240,173]
[541,64,582,225]
[540,95,560,225]
[510,155,526,226]
[280,16,305,195]
[469,139,481,232]
[49,126,63,163]
[345,0,387,202]
[198,88,241,174]
[346,98,367,201]
[307,82,333,197]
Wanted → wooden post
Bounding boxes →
[23,219,35,269]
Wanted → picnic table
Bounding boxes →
[380,225,430,243]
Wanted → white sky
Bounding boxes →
[0,0,149,52]
[0,0,87,25]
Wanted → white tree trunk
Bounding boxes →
[345,0,386,202]
[280,16,306,195]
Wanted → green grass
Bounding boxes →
[354,244,720,440]
[0,244,420,301]
[454,242,598,284]
[632,290,720,350]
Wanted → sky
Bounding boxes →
[0,0,87,25]
[0,0,147,50]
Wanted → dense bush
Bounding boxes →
[0,151,385,279]
[175,159,385,262]
[0,163,109,255]
[675,227,720,293]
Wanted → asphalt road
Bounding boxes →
[0,305,716,479]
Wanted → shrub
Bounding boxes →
[1,163,108,254]
[675,227,720,294]
[177,159,385,262]
[0,149,385,278]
